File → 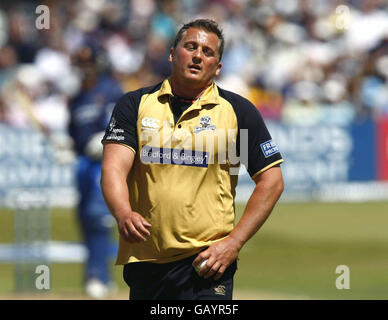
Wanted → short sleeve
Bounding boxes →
[239,102,283,177]
[102,92,139,152]
[218,88,283,178]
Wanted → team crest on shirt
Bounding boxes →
[194,116,216,134]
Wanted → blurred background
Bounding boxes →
[0,0,387,300]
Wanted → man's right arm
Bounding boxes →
[101,143,151,242]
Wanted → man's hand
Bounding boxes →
[192,236,241,280]
[116,211,152,243]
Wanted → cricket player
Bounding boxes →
[101,19,284,300]
[68,44,122,298]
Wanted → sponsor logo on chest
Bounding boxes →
[141,117,161,131]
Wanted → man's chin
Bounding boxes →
[183,74,205,85]
[172,73,212,92]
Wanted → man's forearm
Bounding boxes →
[101,144,151,243]
[100,143,136,221]
[192,166,283,280]
[101,167,132,221]
[229,166,284,250]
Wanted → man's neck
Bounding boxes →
[170,77,212,99]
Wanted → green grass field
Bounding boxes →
[1,201,387,299]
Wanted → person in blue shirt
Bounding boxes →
[68,44,123,298]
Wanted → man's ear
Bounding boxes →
[215,62,222,77]
[168,48,174,62]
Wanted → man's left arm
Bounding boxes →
[193,164,284,280]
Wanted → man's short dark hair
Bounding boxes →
[173,19,224,62]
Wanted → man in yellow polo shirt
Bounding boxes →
[101,19,284,300]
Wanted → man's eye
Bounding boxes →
[203,49,214,56]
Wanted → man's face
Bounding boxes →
[169,28,222,91]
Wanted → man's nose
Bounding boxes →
[192,49,202,62]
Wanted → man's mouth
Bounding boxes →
[189,64,201,71]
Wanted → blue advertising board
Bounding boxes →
[265,119,376,193]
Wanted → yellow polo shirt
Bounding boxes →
[102,79,283,264]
